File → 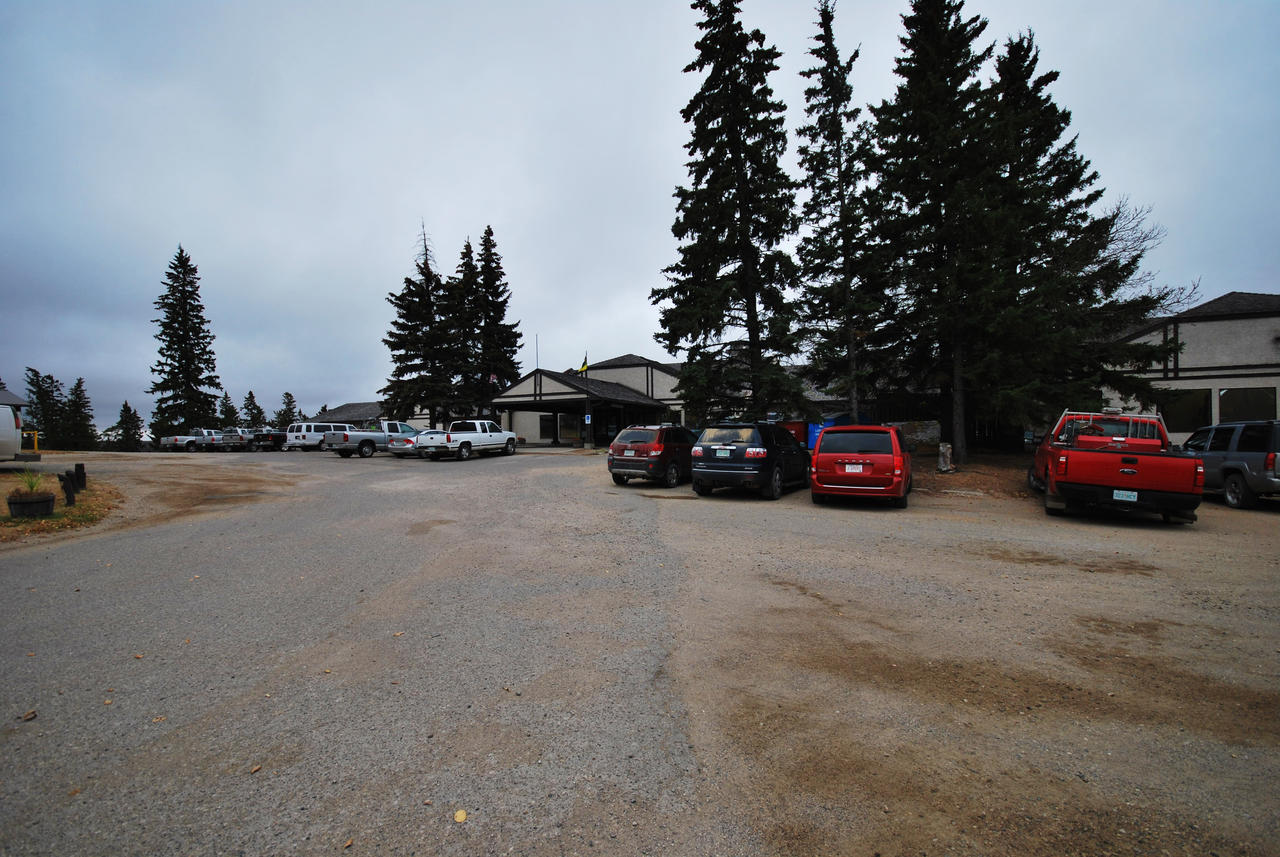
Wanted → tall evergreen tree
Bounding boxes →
[971,32,1180,423]
[440,240,482,417]
[380,228,454,423]
[23,367,66,449]
[242,391,267,427]
[108,400,146,451]
[62,378,98,451]
[651,0,805,423]
[868,0,994,463]
[474,225,523,417]
[218,391,242,427]
[796,0,886,421]
[273,392,300,430]
[148,245,220,438]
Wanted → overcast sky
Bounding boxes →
[2,1,1276,427]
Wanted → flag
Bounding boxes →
[579,353,588,373]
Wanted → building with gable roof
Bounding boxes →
[1116,291,1280,438]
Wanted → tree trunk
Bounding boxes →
[951,341,967,465]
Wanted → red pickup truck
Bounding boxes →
[1029,408,1204,523]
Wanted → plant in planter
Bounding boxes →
[7,470,56,518]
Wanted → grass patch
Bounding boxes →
[1,472,123,542]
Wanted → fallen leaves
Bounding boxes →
[250,765,262,774]
[21,710,37,721]
[454,809,467,823]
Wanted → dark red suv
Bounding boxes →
[809,424,913,507]
[607,424,698,488]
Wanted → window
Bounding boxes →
[1219,387,1277,422]
[455,421,477,433]
[1208,427,1236,452]
[1183,428,1211,452]
[616,428,657,444]
[699,426,758,444]
[539,415,555,439]
[1156,388,1212,433]
[820,430,892,454]
[1236,423,1275,453]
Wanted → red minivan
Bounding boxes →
[810,425,913,507]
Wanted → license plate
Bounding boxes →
[623,449,635,457]
[844,464,863,473]
[716,448,731,458]
[1112,489,1138,503]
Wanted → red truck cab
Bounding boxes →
[1030,408,1203,523]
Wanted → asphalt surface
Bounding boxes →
[1,449,1277,856]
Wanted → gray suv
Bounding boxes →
[1182,420,1279,508]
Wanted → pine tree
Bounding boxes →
[242,391,267,428]
[62,378,98,450]
[971,32,1180,423]
[440,240,482,417]
[273,392,300,430]
[474,225,523,417]
[108,401,146,451]
[380,228,454,423]
[868,0,994,463]
[23,368,66,449]
[796,0,885,421]
[218,391,242,427]
[148,246,221,438]
[651,0,805,423]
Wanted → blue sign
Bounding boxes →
[584,414,592,424]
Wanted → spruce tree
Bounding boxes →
[868,0,994,463]
[242,391,267,428]
[651,0,805,423]
[380,229,454,423]
[440,240,482,417]
[148,246,221,438]
[62,378,98,450]
[474,225,523,417]
[218,391,242,427]
[273,392,300,430]
[23,367,66,449]
[109,401,146,451]
[796,0,885,421]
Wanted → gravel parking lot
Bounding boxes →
[1,449,1276,856]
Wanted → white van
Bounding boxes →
[284,422,356,451]
[1,402,39,462]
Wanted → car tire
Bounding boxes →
[612,473,628,486]
[1026,466,1044,493]
[357,441,375,458]
[1223,472,1256,509]
[456,444,472,461]
[811,490,825,505]
[185,441,196,453]
[761,466,783,500]
[663,462,680,488]
[692,481,712,496]
[504,438,516,455]
[892,491,909,509]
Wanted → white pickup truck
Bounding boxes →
[158,428,221,452]
[418,419,518,461]
[211,427,255,451]
[324,420,419,458]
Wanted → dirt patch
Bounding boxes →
[916,452,1033,499]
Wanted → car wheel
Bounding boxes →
[663,462,680,488]
[357,441,375,458]
[185,441,196,453]
[456,444,472,461]
[1223,472,1256,509]
[811,490,825,505]
[692,481,712,496]
[892,491,909,509]
[338,450,353,458]
[612,473,628,486]
[761,466,783,500]
[1026,466,1044,493]
[504,438,516,455]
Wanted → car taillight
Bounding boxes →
[343,433,349,442]
[893,454,903,475]
[1194,460,1204,488]
[446,434,452,443]
[649,444,663,457]
[745,447,767,458]
[1055,453,1068,476]
[1266,452,1276,477]
[692,447,703,457]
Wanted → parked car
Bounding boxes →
[1,401,39,462]
[284,422,356,451]
[211,427,254,451]
[691,422,810,500]
[809,424,913,507]
[325,421,419,458]
[250,427,287,452]
[388,429,447,459]
[1029,408,1203,523]
[1182,420,1279,508]
[416,420,518,461]
[607,424,698,487]
[158,428,221,452]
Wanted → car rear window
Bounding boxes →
[819,430,893,454]
[699,427,759,445]
[615,429,657,444]
[1236,424,1275,453]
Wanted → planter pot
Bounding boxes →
[7,493,56,518]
